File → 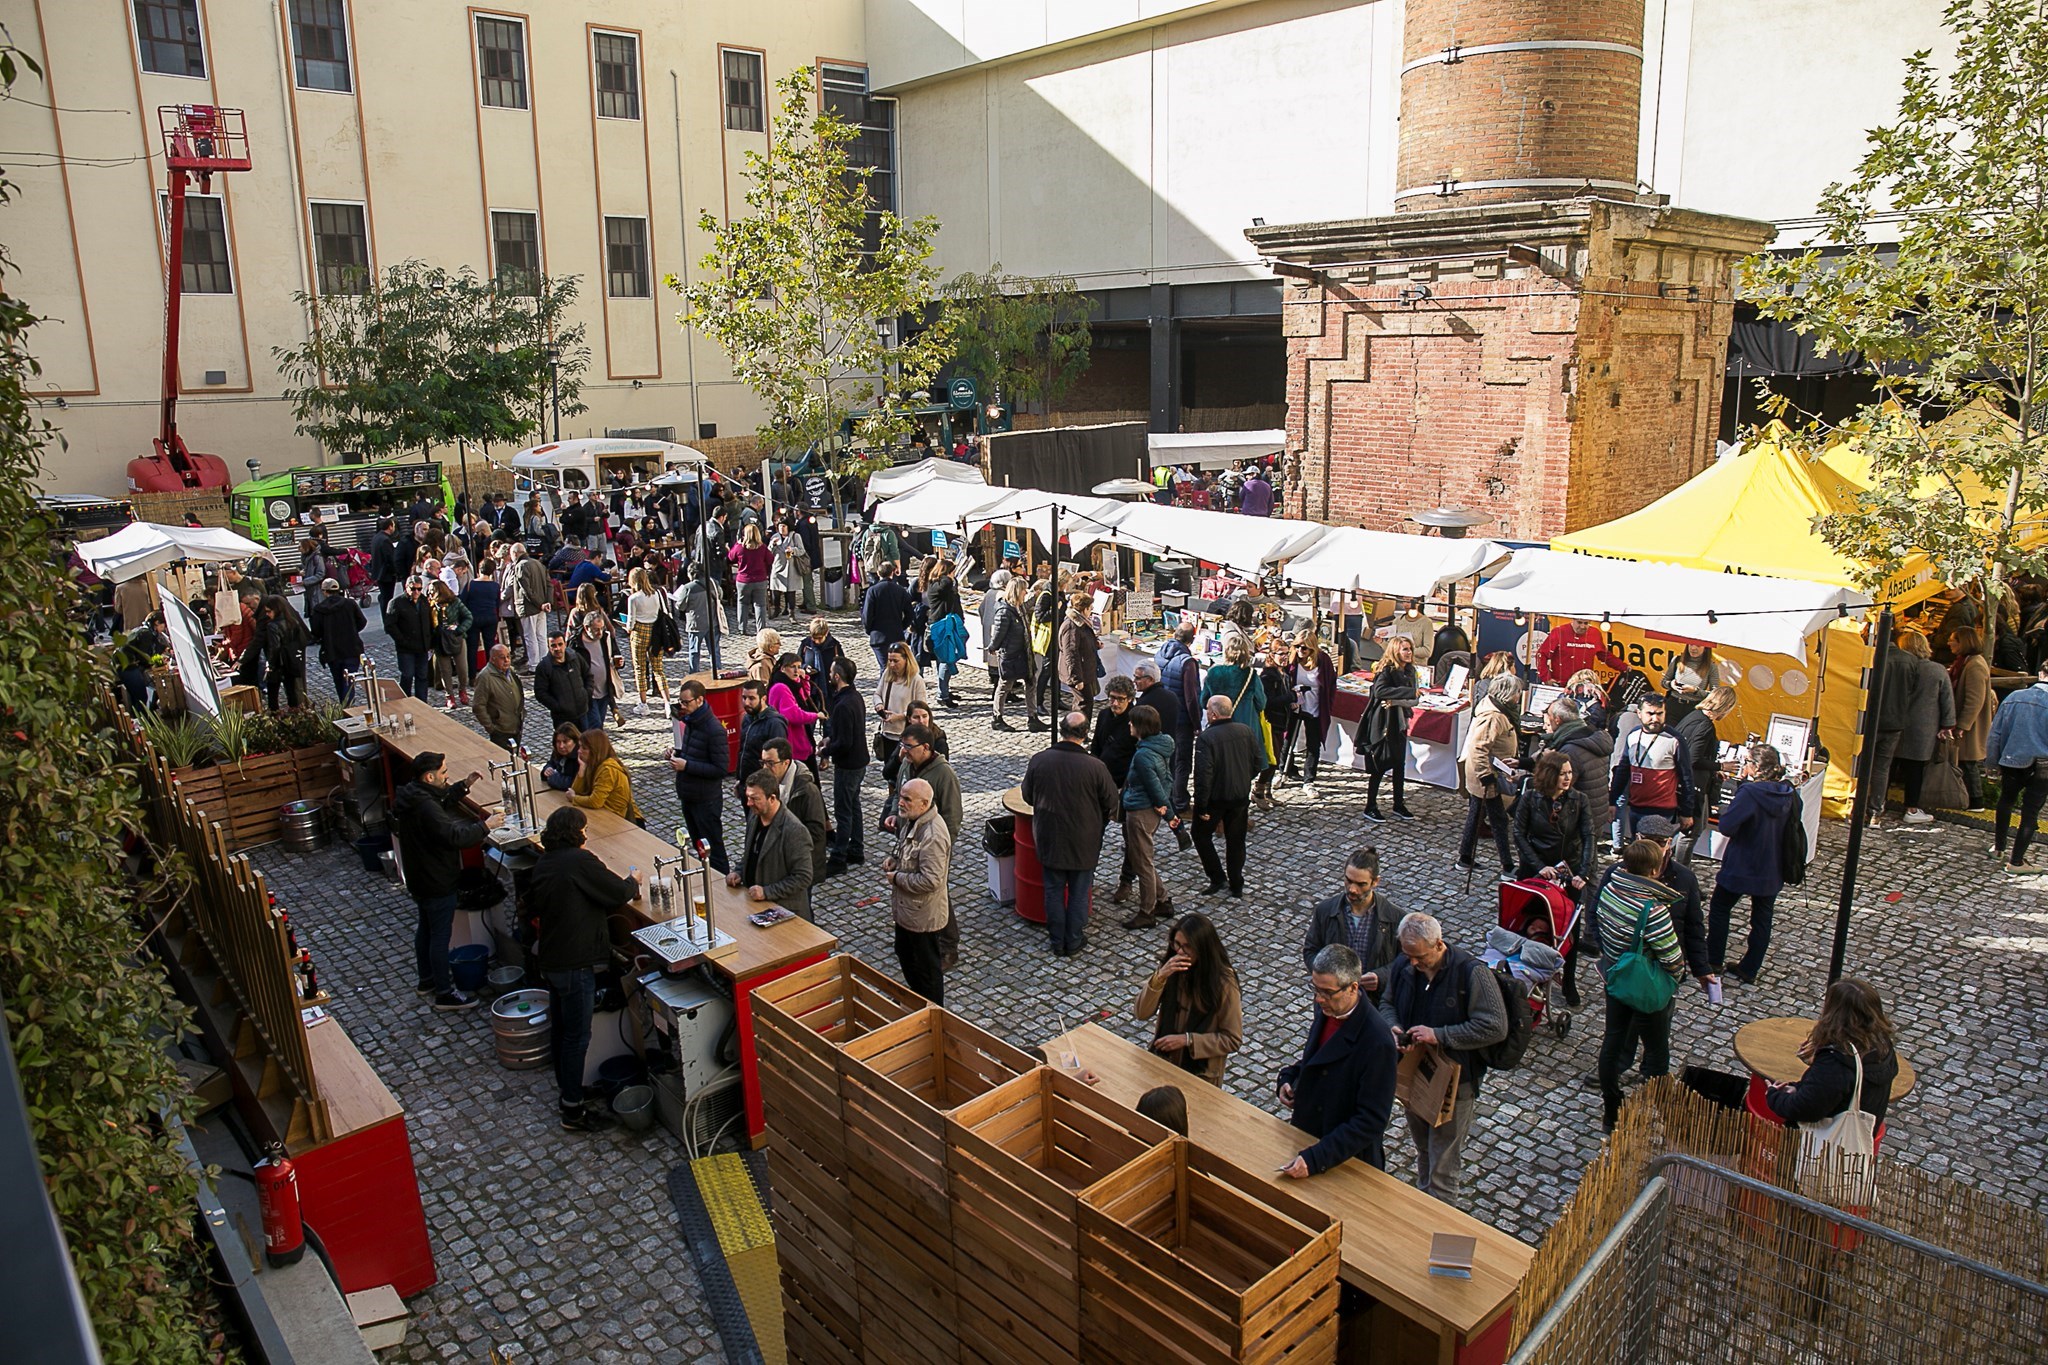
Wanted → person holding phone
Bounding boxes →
[1134,913,1243,1085]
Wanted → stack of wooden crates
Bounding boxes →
[752,957,1342,1365]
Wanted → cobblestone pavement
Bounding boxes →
[255,607,2048,1362]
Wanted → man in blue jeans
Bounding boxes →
[530,808,640,1131]
[390,751,498,1010]
[1020,711,1121,957]
[668,678,731,873]
[821,659,870,875]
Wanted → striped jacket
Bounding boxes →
[1593,870,1686,981]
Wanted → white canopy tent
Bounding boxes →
[873,480,1013,533]
[960,489,1129,552]
[77,522,273,583]
[1279,528,1510,598]
[1472,549,1872,662]
[1146,429,1286,470]
[508,437,707,490]
[864,458,987,505]
[1066,502,1329,578]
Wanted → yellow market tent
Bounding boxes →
[1552,434,1950,813]
[1819,399,2048,553]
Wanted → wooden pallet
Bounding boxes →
[839,1008,1038,1365]
[1078,1139,1341,1365]
[947,1067,1174,1365]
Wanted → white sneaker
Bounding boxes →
[1902,809,1934,825]
[1300,782,1320,800]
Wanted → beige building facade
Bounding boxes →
[2,0,873,494]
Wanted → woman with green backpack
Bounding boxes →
[1592,837,1689,1131]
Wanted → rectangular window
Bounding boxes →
[310,201,369,295]
[476,15,527,110]
[162,193,231,293]
[722,49,763,132]
[821,64,896,254]
[492,211,540,295]
[604,216,648,298]
[133,0,205,78]
[593,31,640,120]
[290,0,350,92]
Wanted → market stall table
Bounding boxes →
[1326,681,1473,790]
[1697,769,1826,862]
[352,704,837,1144]
[1045,1023,1530,1365]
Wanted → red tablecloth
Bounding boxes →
[1410,704,1465,746]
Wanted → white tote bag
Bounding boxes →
[1793,1046,1878,1208]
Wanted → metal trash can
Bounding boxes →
[281,799,328,853]
[983,815,1017,903]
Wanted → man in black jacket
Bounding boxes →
[530,807,638,1131]
[1020,712,1121,956]
[764,737,830,889]
[1672,685,1735,863]
[392,752,499,1010]
[368,517,398,621]
[1193,696,1260,897]
[860,561,914,678]
[668,679,731,872]
[1277,944,1400,1174]
[534,632,593,730]
[729,772,815,917]
[1298,847,1404,998]
[309,579,367,706]
[386,576,436,701]
[820,659,869,873]
[736,679,787,805]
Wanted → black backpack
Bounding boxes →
[1778,805,1809,886]
[1463,958,1536,1072]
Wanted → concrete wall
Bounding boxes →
[1,0,864,494]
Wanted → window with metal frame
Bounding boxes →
[604,217,649,298]
[819,64,896,254]
[722,49,763,132]
[492,211,541,296]
[161,193,232,293]
[310,201,369,295]
[290,0,351,92]
[133,0,205,78]
[593,31,640,120]
[476,15,527,110]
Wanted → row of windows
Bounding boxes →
[165,199,658,301]
[131,0,771,131]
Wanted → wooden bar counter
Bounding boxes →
[1046,1023,1532,1365]
[355,703,836,1142]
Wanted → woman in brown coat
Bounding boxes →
[1058,592,1102,718]
[1458,674,1526,874]
[1134,913,1243,1085]
[1949,625,1997,809]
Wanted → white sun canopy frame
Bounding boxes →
[77,522,273,583]
[864,457,987,506]
[1279,527,1510,598]
[1066,502,1330,578]
[1473,549,1872,662]
[873,480,1013,532]
[1146,429,1286,470]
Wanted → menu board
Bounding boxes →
[292,463,440,498]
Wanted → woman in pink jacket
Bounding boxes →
[767,651,824,773]
[728,522,774,635]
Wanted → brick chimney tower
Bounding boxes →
[1248,0,1776,540]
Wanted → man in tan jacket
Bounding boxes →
[471,644,526,749]
[885,778,951,1003]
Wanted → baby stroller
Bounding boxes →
[1495,877,1582,1035]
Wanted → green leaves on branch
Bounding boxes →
[674,67,952,457]
[941,266,1093,421]
[1741,0,2048,597]
[274,260,590,463]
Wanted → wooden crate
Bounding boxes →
[293,744,343,800]
[219,752,302,847]
[947,1067,1173,1365]
[1078,1140,1341,1365]
[839,1008,1038,1365]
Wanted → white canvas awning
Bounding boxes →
[509,438,707,480]
[1472,548,1872,661]
[964,490,1129,551]
[864,457,986,505]
[1146,429,1286,470]
[77,522,274,583]
[1279,528,1509,598]
[1066,502,1329,578]
[873,480,1011,532]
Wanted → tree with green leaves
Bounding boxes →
[1743,0,2048,634]
[941,265,1093,421]
[0,31,231,1361]
[674,67,951,459]
[274,260,589,464]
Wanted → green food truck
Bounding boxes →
[231,461,452,572]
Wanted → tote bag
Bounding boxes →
[1605,903,1679,1014]
[1794,1047,1878,1207]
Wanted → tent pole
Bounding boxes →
[1831,606,1892,984]
[1046,502,1060,749]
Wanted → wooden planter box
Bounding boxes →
[169,751,306,850]
[1079,1139,1341,1365]
[839,1008,1037,1365]
[948,1067,1173,1365]
[292,744,343,802]
[753,957,928,1362]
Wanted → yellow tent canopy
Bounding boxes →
[1819,399,2048,552]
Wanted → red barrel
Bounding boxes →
[1006,786,1090,925]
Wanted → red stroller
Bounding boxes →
[1496,877,1582,1035]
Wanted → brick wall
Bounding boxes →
[1397,0,1645,208]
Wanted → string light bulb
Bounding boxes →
[1601,611,1611,626]
[1707,610,1719,625]
[1513,611,1528,627]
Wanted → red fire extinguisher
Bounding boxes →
[253,1145,305,1268]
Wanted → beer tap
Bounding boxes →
[653,850,694,936]
[486,756,523,834]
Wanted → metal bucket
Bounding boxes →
[484,964,525,998]
[490,989,552,1071]
[611,1084,655,1132]
[282,799,328,853]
